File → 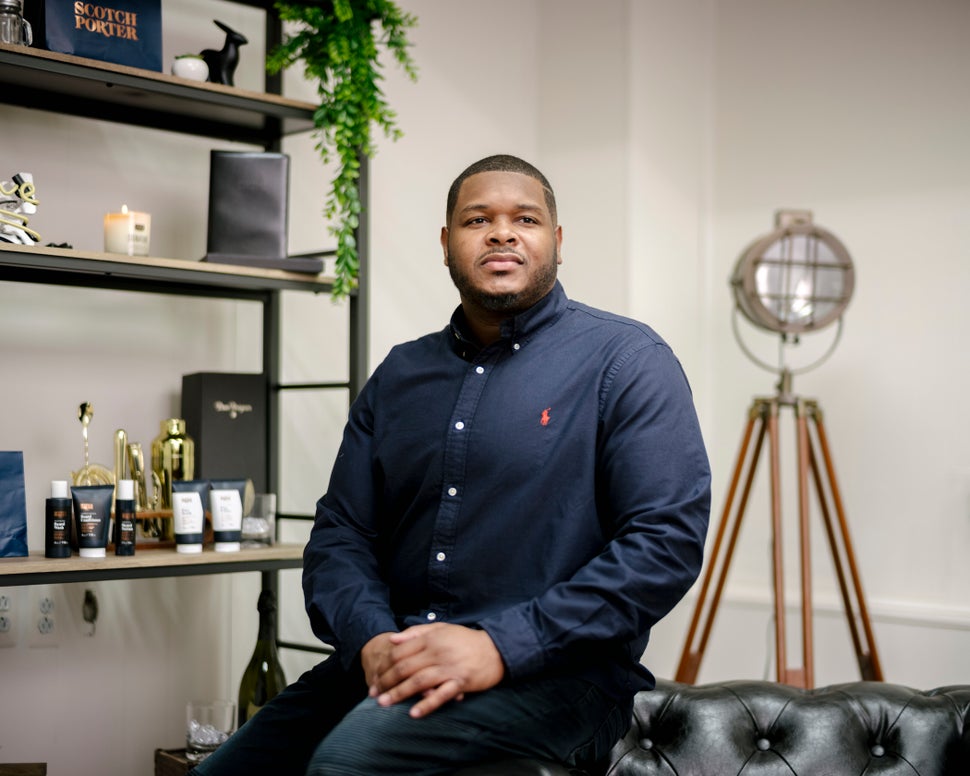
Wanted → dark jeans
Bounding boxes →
[189,656,629,776]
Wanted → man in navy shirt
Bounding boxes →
[193,154,710,775]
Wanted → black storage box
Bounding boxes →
[180,372,267,492]
[25,0,163,72]
[202,150,323,274]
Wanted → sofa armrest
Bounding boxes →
[606,678,970,775]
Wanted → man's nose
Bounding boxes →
[487,220,517,243]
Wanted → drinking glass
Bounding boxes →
[185,699,235,762]
[241,492,276,547]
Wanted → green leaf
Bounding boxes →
[272,0,418,300]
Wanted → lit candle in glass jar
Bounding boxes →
[104,205,151,256]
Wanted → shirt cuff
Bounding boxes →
[341,612,400,670]
[479,605,546,679]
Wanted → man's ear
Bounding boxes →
[440,227,450,266]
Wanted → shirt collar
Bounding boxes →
[448,281,568,361]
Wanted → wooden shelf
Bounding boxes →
[0,243,337,297]
[0,43,316,143]
[0,544,304,586]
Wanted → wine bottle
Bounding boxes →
[237,589,287,727]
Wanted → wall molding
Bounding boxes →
[711,584,970,633]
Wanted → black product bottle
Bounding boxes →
[45,480,73,558]
[238,589,287,727]
[114,479,136,556]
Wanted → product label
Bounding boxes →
[210,489,242,533]
[51,510,69,545]
[213,400,254,420]
[118,510,135,543]
[172,492,204,540]
[73,3,140,41]
[46,497,74,558]
[78,505,100,539]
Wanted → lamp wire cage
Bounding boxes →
[730,209,855,380]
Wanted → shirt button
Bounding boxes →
[436,552,446,561]
[426,612,437,621]
[447,487,458,497]
[454,421,465,430]
[475,366,485,374]
[513,343,521,351]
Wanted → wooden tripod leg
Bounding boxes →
[784,399,815,688]
[807,405,884,681]
[766,399,795,685]
[675,401,769,683]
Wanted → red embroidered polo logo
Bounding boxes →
[540,408,552,426]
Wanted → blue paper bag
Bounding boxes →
[25,1,163,72]
[0,451,29,557]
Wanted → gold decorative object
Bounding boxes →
[114,428,128,485]
[71,402,113,486]
[128,442,164,539]
[151,418,195,510]
[0,172,41,245]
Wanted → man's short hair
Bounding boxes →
[446,154,557,226]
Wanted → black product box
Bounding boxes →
[181,372,267,492]
[25,0,163,72]
[202,150,322,274]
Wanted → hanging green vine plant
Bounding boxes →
[268,0,418,299]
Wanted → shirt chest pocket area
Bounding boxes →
[465,400,581,482]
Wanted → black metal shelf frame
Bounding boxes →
[0,3,369,659]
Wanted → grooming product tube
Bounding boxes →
[45,480,72,558]
[172,491,204,554]
[114,479,136,556]
[71,484,113,558]
[209,488,242,552]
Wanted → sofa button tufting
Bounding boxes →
[639,738,653,750]
[756,738,770,751]
[871,744,885,757]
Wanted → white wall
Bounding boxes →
[2,0,969,773]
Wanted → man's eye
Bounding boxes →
[520,217,538,224]
[466,217,487,225]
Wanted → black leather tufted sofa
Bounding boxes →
[457,678,970,775]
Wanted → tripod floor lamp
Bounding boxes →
[675,210,883,689]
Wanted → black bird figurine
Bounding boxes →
[200,20,248,87]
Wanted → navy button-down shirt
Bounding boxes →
[304,282,710,701]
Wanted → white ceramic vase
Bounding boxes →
[171,56,209,82]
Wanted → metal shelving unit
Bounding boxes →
[0,11,368,591]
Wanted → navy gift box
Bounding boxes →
[26,0,163,72]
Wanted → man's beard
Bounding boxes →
[447,249,559,314]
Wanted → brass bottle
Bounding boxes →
[151,418,195,510]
